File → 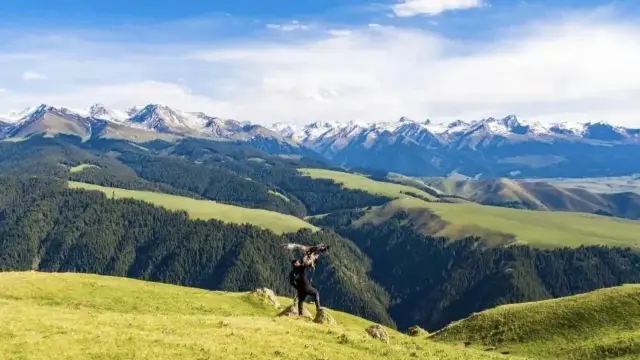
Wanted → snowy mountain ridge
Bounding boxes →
[2,103,640,178]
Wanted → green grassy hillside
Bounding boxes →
[422,178,545,207]
[0,272,522,360]
[68,163,100,173]
[68,181,317,235]
[430,285,640,360]
[354,198,640,248]
[420,177,640,219]
[299,168,438,201]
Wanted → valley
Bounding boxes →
[0,133,639,359]
[4,1,640,358]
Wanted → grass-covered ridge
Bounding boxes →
[299,168,438,201]
[355,198,640,248]
[68,181,317,235]
[430,284,640,360]
[417,177,640,220]
[0,272,522,360]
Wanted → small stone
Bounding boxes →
[313,308,337,325]
[406,325,428,337]
[251,287,281,309]
[365,324,389,344]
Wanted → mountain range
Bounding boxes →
[4,103,640,178]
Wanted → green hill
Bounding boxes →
[68,181,318,235]
[421,177,640,219]
[0,272,521,360]
[430,285,640,360]
[354,198,640,248]
[299,168,438,201]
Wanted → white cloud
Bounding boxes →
[393,0,485,17]
[266,20,310,31]
[3,11,640,127]
[22,70,48,80]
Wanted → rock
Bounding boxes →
[251,288,281,309]
[277,304,312,318]
[313,308,337,325]
[365,324,389,343]
[406,325,428,337]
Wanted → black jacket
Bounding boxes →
[289,264,311,290]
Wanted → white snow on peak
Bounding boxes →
[89,104,128,123]
[2,106,41,123]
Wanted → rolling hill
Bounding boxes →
[68,181,318,235]
[353,197,640,248]
[416,177,640,220]
[0,272,520,360]
[0,134,639,340]
[299,168,438,201]
[430,284,640,360]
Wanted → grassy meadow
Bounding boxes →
[0,272,524,360]
[67,181,317,235]
[430,284,640,360]
[298,168,438,201]
[355,198,640,248]
[68,164,100,173]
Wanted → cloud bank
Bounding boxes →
[2,9,640,126]
[393,0,485,17]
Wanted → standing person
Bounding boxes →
[289,259,321,315]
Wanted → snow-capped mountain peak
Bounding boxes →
[89,103,128,123]
[128,104,204,132]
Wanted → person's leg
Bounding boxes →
[306,286,321,310]
[297,291,306,315]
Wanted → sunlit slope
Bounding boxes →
[299,168,438,201]
[354,198,640,248]
[68,181,317,235]
[422,177,640,219]
[430,285,640,360]
[0,272,523,360]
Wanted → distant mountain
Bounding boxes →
[270,115,640,178]
[0,103,309,156]
[4,104,640,178]
[420,177,640,219]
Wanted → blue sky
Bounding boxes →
[2,0,640,125]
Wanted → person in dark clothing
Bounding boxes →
[289,259,321,315]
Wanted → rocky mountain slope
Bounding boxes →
[4,103,640,179]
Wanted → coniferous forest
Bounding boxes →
[0,134,639,332]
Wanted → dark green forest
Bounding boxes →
[0,175,393,327]
[0,135,639,333]
[311,210,640,330]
